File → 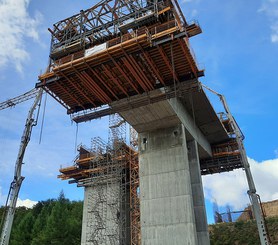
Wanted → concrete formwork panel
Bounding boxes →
[139,124,198,245]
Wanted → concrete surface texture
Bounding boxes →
[188,140,210,244]
[81,183,120,245]
[139,124,198,245]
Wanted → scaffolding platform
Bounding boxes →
[36,0,202,114]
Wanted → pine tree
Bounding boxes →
[10,212,34,245]
[31,199,56,245]
[3,193,83,245]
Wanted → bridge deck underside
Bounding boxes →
[200,154,243,175]
[200,139,243,175]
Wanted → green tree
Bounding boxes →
[67,201,83,244]
[2,194,83,245]
[35,191,81,245]
[31,199,56,245]
[10,212,34,245]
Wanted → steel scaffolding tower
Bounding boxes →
[62,114,135,245]
[108,113,128,244]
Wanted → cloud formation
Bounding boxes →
[202,157,278,210]
[0,185,37,208]
[0,0,41,72]
[259,0,278,43]
[16,198,37,208]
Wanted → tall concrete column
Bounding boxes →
[188,140,210,245]
[139,124,198,245]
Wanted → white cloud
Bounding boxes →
[0,0,41,72]
[259,0,278,43]
[248,157,278,201]
[203,168,249,210]
[202,157,278,210]
[16,198,37,208]
[0,185,37,208]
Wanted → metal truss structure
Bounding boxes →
[37,0,202,114]
[33,0,271,244]
[0,88,38,111]
[201,84,271,245]
[129,127,140,245]
[59,114,140,245]
[0,89,43,245]
[108,114,128,244]
[48,0,183,61]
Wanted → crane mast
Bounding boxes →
[202,84,271,245]
[0,88,43,245]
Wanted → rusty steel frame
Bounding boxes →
[37,0,203,114]
[38,35,202,113]
[58,115,140,244]
[37,1,204,244]
[129,152,140,245]
[49,0,173,60]
[129,127,140,245]
[157,45,180,82]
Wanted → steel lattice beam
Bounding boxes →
[49,0,175,60]
[0,88,39,111]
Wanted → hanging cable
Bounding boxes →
[74,123,79,153]
[190,90,196,130]
[39,92,47,144]
[170,42,177,97]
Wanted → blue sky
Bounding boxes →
[0,0,277,224]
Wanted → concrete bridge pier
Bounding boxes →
[119,97,212,245]
[139,124,200,245]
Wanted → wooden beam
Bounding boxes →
[107,52,140,94]
[101,64,129,97]
[157,45,180,82]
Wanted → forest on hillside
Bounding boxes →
[1,193,278,245]
[0,192,82,245]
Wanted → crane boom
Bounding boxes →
[0,88,38,111]
[0,88,43,245]
[202,84,271,245]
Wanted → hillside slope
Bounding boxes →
[209,217,278,245]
